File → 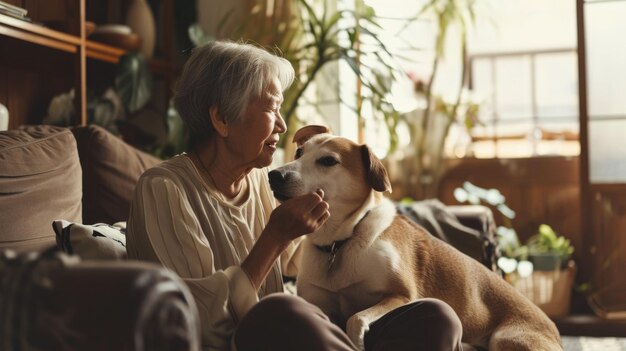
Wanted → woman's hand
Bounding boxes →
[265,189,330,246]
[241,189,329,291]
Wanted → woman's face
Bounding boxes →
[227,77,287,169]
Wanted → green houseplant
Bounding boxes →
[525,224,574,271]
[396,0,480,200]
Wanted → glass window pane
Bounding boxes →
[496,121,533,138]
[495,139,533,158]
[535,52,579,119]
[538,120,579,136]
[470,123,496,140]
[589,120,626,183]
[495,56,532,120]
[471,58,495,124]
[585,2,626,118]
[470,140,497,159]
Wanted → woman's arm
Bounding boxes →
[241,190,329,290]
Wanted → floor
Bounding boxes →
[556,313,626,350]
[562,336,626,351]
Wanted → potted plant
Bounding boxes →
[525,224,574,271]
[395,0,480,200]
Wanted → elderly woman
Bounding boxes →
[126,40,463,351]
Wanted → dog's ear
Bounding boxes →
[292,125,331,147]
[360,145,392,193]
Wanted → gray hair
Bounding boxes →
[174,40,295,146]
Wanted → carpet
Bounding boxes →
[562,336,626,351]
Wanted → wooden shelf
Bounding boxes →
[86,39,125,63]
[0,13,129,64]
[1,0,178,129]
[0,13,81,51]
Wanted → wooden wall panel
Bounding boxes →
[590,187,626,312]
[438,157,582,253]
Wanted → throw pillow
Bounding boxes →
[53,220,127,260]
[0,125,82,253]
[71,125,161,224]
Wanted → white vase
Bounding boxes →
[125,0,156,58]
[0,103,8,131]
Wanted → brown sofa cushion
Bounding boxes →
[72,125,161,224]
[0,125,82,252]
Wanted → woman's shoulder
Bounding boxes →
[139,154,196,183]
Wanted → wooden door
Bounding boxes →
[577,0,626,319]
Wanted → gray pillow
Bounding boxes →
[53,220,127,260]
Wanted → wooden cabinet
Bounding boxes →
[0,0,177,130]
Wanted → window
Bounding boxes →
[468,49,580,158]
[465,0,580,158]
[336,0,580,159]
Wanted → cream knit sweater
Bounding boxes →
[127,154,301,350]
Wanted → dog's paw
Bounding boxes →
[346,315,369,351]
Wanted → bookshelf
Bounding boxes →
[0,0,177,130]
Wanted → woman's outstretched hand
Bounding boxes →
[241,189,329,291]
[266,189,330,245]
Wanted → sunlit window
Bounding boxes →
[468,49,580,158]
[462,0,579,158]
[347,0,580,159]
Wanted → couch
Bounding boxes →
[0,124,201,350]
[0,124,499,350]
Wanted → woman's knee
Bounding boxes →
[414,298,463,343]
[248,293,317,322]
[366,298,463,351]
[236,294,355,351]
[418,299,462,327]
[237,293,321,337]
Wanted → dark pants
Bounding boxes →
[234,294,464,351]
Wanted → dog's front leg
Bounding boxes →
[346,296,409,351]
[297,281,343,324]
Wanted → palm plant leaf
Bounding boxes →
[115,53,153,113]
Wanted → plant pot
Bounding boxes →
[529,253,568,271]
[511,260,577,319]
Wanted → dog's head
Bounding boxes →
[268,125,391,216]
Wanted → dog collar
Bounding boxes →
[314,239,350,254]
[314,210,371,272]
[315,239,350,272]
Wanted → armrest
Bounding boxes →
[397,201,501,272]
[0,249,200,351]
[447,205,495,237]
[447,205,501,273]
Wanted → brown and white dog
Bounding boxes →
[268,125,562,351]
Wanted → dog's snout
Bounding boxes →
[268,170,286,189]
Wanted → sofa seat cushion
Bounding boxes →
[0,125,82,252]
[71,125,161,224]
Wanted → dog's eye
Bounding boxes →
[317,156,339,167]
[295,148,303,159]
